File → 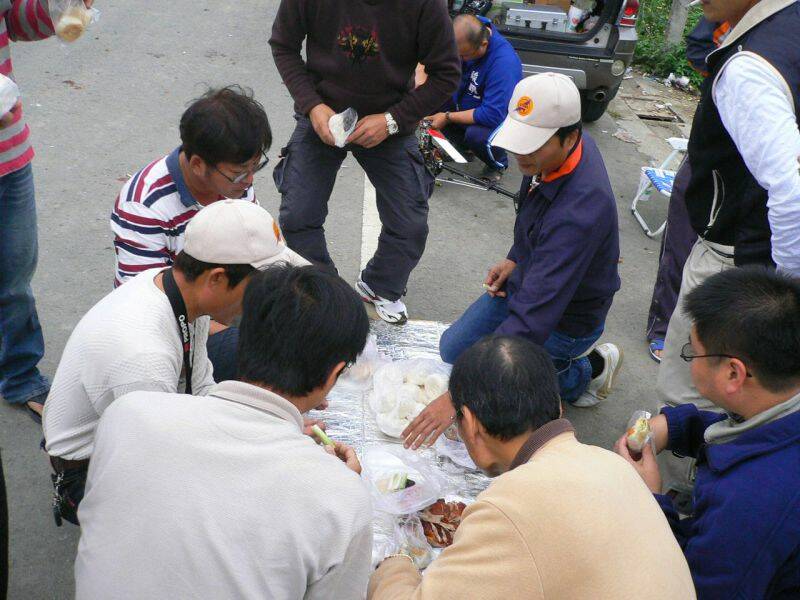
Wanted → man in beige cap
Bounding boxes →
[43,200,308,526]
[405,73,623,448]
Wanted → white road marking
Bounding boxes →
[360,174,380,271]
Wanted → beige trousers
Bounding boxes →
[655,239,735,490]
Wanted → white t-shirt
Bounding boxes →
[43,269,215,461]
[75,381,373,600]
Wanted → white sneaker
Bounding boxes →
[573,343,623,408]
[355,279,408,325]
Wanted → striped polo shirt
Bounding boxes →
[0,0,55,176]
[111,147,257,287]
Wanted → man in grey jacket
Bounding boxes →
[75,264,372,600]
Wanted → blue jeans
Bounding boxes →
[440,294,602,403]
[0,164,49,405]
[442,123,508,169]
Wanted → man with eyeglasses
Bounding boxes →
[110,86,272,380]
[615,267,800,599]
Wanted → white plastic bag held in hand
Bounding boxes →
[0,75,19,118]
[51,0,100,43]
[329,107,358,148]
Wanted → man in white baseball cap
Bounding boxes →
[405,73,624,448]
[43,200,308,526]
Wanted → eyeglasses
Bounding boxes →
[213,153,270,184]
[679,341,752,377]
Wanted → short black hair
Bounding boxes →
[449,335,561,440]
[237,264,370,396]
[454,14,490,48]
[556,122,582,145]
[173,251,255,289]
[180,85,272,167]
[685,267,800,393]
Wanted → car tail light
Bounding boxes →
[620,0,640,27]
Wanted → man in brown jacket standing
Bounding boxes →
[269,0,460,324]
[369,335,695,600]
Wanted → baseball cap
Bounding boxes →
[491,72,581,156]
[182,200,310,269]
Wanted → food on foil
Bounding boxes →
[371,359,449,439]
[419,499,466,548]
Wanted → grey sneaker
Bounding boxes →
[355,279,408,325]
[573,343,623,407]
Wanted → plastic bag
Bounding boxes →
[329,107,358,148]
[370,358,450,439]
[336,335,388,392]
[0,75,19,117]
[395,516,436,570]
[434,427,478,471]
[362,445,446,515]
[51,0,100,43]
[625,410,654,458]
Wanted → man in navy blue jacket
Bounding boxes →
[426,14,522,181]
[403,73,622,449]
[617,267,800,599]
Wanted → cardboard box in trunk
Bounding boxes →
[534,0,572,13]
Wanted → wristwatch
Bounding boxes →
[384,112,399,136]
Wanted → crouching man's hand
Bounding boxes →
[325,442,362,474]
[614,434,662,494]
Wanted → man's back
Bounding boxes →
[478,433,694,599]
[75,382,372,600]
[43,269,213,461]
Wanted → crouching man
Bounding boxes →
[404,73,622,449]
[370,336,694,599]
[75,265,372,599]
[616,268,800,599]
[43,201,308,525]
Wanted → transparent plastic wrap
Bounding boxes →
[362,445,446,515]
[625,410,654,458]
[370,357,451,439]
[336,334,388,392]
[51,0,100,42]
[329,107,358,148]
[434,426,477,471]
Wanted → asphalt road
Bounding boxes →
[0,1,664,597]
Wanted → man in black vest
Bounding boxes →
[657,0,800,492]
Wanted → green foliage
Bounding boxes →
[633,0,704,88]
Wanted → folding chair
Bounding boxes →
[630,137,688,238]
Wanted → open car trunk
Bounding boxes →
[452,0,625,43]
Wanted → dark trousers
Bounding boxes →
[206,326,239,382]
[1,452,7,600]
[273,115,434,301]
[646,160,697,342]
[442,123,508,169]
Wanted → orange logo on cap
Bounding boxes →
[516,96,534,117]
[273,221,283,243]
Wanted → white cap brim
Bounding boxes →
[252,245,311,270]
[491,115,558,156]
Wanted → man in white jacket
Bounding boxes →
[43,200,308,525]
[75,264,372,600]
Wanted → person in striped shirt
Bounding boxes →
[0,0,93,422]
[110,86,271,381]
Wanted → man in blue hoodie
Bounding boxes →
[616,267,800,599]
[426,14,522,182]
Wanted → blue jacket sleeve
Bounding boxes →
[495,205,600,344]
[661,404,726,458]
[472,51,522,129]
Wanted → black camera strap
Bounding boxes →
[162,268,193,395]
